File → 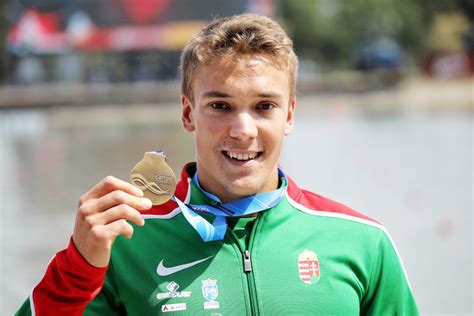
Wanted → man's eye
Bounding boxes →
[257,102,275,110]
[209,102,230,110]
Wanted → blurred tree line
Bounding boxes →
[277,0,474,70]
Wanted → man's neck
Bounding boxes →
[194,165,279,204]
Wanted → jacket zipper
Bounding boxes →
[243,250,252,272]
[227,213,262,316]
[242,248,259,315]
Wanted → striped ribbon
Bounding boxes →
[172,168,287,242]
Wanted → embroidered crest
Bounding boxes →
[202,279,220,309]
[298,249,320,284]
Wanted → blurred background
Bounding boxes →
[0,0,472,314]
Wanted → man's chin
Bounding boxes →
[224,178,263,198]
[230,187,259,198]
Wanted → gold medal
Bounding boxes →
[130,151,177,205]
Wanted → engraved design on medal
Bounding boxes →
[131,173,170,195]
[130,151,177,205]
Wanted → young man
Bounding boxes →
[17,14,418,315]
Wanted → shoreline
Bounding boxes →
[0,76,472,114]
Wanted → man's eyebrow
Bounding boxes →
[202,91,284,99]
[256,92,284,99]
[202,91,232,98]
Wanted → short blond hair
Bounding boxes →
[180,14,298,101]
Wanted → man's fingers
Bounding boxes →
[98,190,152,213]
[86,204,145,228]
[80,176,143,205]
[105,219,135,239]
[89,219,135,244]
[79,189,151,216]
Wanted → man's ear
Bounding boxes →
[284,99,296,135]
[181,95,195,132]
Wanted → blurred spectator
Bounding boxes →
[354,37,403,71]
[422,12,473,78]
[16,56,45,84]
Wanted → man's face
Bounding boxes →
[181,56,295,202]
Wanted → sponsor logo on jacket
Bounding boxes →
[157,281,192,299]
[162,303,187,312]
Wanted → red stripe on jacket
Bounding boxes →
[286,174,379,224]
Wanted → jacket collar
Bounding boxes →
[140,162,301,217]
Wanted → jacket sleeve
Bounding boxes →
[15,238,108,316]
[360,230,419,315]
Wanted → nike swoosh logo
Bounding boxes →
[156,256,214,276]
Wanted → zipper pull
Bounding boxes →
[243,250,252,272]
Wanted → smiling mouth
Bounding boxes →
[222,151,262,162]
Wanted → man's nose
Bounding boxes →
[229,111,258,140]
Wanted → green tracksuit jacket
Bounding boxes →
[17,163,418,315]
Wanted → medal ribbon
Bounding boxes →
[172,168,288,242]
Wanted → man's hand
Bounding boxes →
[72,176,152,268]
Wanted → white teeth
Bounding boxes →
[226,151,258,161]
